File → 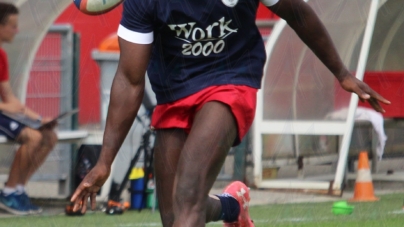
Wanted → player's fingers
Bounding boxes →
[356,89,384,113]
[81,193,90,213]
[354,81,390,104]
[347,82,369,100]
[72,194,84,212]
[368,98,385,113]
[81,202,87,213]
[354,85,388,106]
[367,90,391,105]
[71,183,86,202]
[91,193,97,210]
[358,91,370,100]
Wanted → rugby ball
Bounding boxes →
[73,0,123,15]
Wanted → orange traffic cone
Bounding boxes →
[349,151,379,202]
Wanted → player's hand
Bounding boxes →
[71,164,111,213]
[339,75,391,113]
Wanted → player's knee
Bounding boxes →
[174,183,203,208]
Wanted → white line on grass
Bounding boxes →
[389,210,404,214]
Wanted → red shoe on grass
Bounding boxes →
[222,181,254,227]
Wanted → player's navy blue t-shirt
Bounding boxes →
[118,0,279,104]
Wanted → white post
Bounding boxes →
[333,0,380,190]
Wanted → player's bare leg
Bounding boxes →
[171,101,237,227]
[154,128,223,227]
[154,128,186,227]
[23,128,57,184]
[6,128,43,187]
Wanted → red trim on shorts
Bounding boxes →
[151,85,257,145]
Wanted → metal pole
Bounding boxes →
[333,0,380,190]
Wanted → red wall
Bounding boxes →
[360,72,404,118]
[55,4,123,124]
[257,3,279,20]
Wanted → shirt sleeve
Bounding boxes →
[0,50,9,82]
[118,0,155,44]
[260,0,279,7]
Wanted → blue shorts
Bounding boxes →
[0,112,25,140]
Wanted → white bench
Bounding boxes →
[0,130,89,144]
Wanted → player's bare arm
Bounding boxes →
[98,38,152,168]
[71,39,152,213]
[269,0,390,112]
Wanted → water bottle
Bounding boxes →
[146,174,155,208]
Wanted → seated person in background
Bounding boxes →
[0,2,57,215]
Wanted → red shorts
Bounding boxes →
[151,85,257,146]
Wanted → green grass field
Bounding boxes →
[2,193,404,227]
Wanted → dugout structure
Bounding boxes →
[253,0,403,194]
[2,0,72,102]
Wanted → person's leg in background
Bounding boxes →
[22,128,57,184]
[17,129,57,214]
[19,128,57,214]
[0,126,57,215]
[0,127,42,215]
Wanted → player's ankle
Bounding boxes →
[216,193,240,223]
